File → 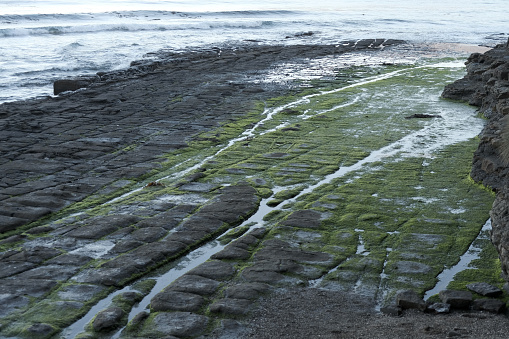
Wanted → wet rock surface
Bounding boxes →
[0,40,506,338]
[0,40,405,338]
[443,43,509,283]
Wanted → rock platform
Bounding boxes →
[1,39,508,339]
[0,39,407,338]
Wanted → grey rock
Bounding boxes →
[130,227,167,242]
[248,227,269,239]
[187,260,236,280]
[169,274,221,296]
[240,260,304,285]
[0,234,27,245]
[466,282,503,297]
[254,239,334,265]
[57,284,106,301]
[426,302,451,314]
[0,261,36,278]
[0,278,58,297]
[224,282,270,300]
[54,75,99,95]
[396,290,426,311]
[25,225,54,234]
[26,323,55,337]
[380,305,402,316]
[151,290,204,312]
[209,298,253,316]
[66,223,119,239]
[179,215,224,234]
[472,298,506,313]
[0,294,30,317]
[92,306,125,332]
[439,290,473,309]
[146,312,209,338]
[212,245,252,260]
[0,214,29,232]
[130,311,149,327]
[46,253,92,266]
[15,264,81,281]
[6,247,61,263]
[165,230,209,245]
[119,291,142,304]
[72,266,139,286]
[110,240,144,254]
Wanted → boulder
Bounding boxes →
[439,290,472,309]
[426,302,451,314]
[466,282,503,297]
[54,76,99,95]
[472,299,506,313]
[395,290,426,311]
[92,306,124,332]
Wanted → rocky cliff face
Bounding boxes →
[442,43,509,280]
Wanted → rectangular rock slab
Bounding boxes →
[143,312,209,338]
[396,290,426,311]
[439,289,472,309]
[0,215,28,232]
[466,282,503,297]
[150,290,204,312]
[472,299,506,313]
[186,260,235,280]
[168,274,221,296]
[0,278,58,297]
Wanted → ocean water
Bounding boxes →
[0,0,507,103]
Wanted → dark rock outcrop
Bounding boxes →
[54,75,99,95]
[442,43,509,281]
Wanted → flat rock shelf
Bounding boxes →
[1,40,508,339]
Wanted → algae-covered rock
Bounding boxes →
[467,282,503,297]
[93,306,124,332]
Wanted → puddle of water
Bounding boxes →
[423,219,492,300]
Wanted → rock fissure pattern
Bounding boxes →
[0,40,504,338]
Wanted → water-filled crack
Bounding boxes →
[423,219,492,300]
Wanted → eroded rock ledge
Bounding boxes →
[442,43,509,279]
